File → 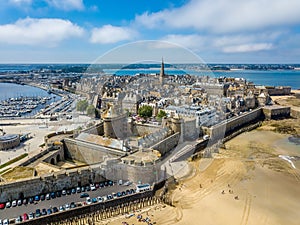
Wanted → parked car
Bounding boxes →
[46,193,50,200]
[22,213,28,221]
[28,212,34,220]
[90,184,96,191]
[5,202,11,208]
[70,202,76,208]
[59,205,64,212]
[80,193,89,198]
[61,189,66,195]
[12,200,17,207]
[35,209,41,218]
[76,187,81,193]
[86,197,92,205]
[97,196,103,203]
[42,208,47,216]
[0,203,5,209]
[22,199,27,205]
[47,208,53,215]
[34,195,40,201]
[56,191,61,197]
[50,192,56,199]
[65,204,70,210]
[15,216,22,223]
[3,219,9,225]
[92,198,97,203]
[28,197,34,204]
[53,207,58,213]
[71,188,76,194]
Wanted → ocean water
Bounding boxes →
[104,69,300,90]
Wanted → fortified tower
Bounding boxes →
[102,104,127,139]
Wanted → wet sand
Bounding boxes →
[106,129,300,225]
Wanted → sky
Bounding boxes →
[0,0,300,64]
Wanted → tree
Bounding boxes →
[76,100,88,113]
[156,110,167,120]
[138,105,153,118]
[86,105,96,117]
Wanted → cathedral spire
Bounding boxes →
[160,57,165,84]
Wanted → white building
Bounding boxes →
[165,105,218,127]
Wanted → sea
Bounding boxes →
[104,69,300,90]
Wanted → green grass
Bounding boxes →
[0,153,28,170]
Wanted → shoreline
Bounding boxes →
[104,127,300,225]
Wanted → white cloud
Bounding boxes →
[222,43,273,53]
[0,18,84,46]
[46,0,84,11]
[135,0,300,33]
[9,0,32,5]
[161,34,207,49]
[90,25,137,44]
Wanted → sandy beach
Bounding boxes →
[105,128,300,225]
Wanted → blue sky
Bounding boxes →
[0,0,300,63]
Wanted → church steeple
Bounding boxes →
[159,57,165,84]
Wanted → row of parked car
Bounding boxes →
[4,187,136,224]
[0,180,114,210]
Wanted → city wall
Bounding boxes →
[208,108,264,140]
[64,138,125,164]
[0,167,105,202]
[151,132,180,156]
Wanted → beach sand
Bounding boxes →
[105,129,300,225]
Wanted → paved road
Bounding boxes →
[0,183,135,220]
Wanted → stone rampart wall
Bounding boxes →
[0,167,105,202]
